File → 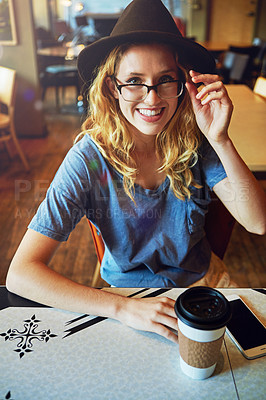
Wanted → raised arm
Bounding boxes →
[6,229,178,343]
[186,71,266,235]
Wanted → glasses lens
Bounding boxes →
[119,81,184,101]
[121,85,146,101]
[158,81,183,99]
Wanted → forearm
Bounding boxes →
[6,258,178,343]
[187,72,266,233]
[211,137,266,234]
[6,227,179,343]
[6,258,126,319]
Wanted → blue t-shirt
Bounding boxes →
[29,134,227,287]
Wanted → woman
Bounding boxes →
[6,0,266,343]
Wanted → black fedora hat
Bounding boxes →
[77,0,215,83]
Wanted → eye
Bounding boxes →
[159,75,176,83]
[126,76,142,84]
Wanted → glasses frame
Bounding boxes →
[112,77,184,102]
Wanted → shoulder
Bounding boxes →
[60,134,107,177]
[46,134,100,193]
[69,134,101,164]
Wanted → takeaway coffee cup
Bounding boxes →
[174,287,231,380]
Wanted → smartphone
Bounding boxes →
[226,294,266,359]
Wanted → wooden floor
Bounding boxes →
[0,88,265,287]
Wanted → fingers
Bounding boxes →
[149,320,179,344]
[196,81,225,105]
[188,70,230,106]
[121,296,178,343]
[141,297,177,326]
[148,299,177,328]
[145,298,178,343]
[189,70,220,85]
[185,81,202,112]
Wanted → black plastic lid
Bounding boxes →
[174,287,231,330]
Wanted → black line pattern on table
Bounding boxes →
[65,313,89,326]
[65,289,151,326]
[63,288,172,338]
[141,288,172,298]
[64,288,150,327]
[252,289,266,296]
[0,314,57,359]
[63,316,106,338]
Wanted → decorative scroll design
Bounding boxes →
[0,314,57,358]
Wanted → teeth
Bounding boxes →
[138,108,162,116]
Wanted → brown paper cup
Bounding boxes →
[175,287,231,380]
[178,319,225,379]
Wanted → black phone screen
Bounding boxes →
[227,299,266,350]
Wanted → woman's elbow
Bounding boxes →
[254,226,266,236]
[246,221,266,236]
[6,267,18,294]
[6,260,23,295]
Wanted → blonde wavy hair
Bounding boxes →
[76,42,201,202]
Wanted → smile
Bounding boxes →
[138,108,163,117]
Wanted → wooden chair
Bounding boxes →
[253,76,266,99]
[87,220,105,287]
[217,51,250,84]
[0,66,29,170]
[41,64,80,109]
[88,193,235,287]
[229,53,250,83]
[38,53,80,110]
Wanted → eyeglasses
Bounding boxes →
[113,77,184,102]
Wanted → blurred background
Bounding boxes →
[0,0,265,288]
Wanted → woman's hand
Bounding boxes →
[117,296,178,343]
[185,70,233,144]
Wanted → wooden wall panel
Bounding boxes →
[208,0,256,44]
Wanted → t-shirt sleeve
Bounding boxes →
[198,138,227,190]
[28,144,91,242]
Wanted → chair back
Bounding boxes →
[223,51,236,70]
[204,193,235,259]
[0,66,16,108]
[218,51,250,84]
[253,76,266,98]
[87,220,105,264]
[88,194,235,265]
[229,53,249,81]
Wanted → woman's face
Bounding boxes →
[110,43,180,138]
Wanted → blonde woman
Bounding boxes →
[6,0,266,343]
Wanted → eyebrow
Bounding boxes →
[125,69,177,76]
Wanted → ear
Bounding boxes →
[105,76,119,99]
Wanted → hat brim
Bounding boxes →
[77,31,216,84]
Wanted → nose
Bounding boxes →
[144,87,161,104]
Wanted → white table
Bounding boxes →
[226,84,266,172]
[0,287,265,399]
